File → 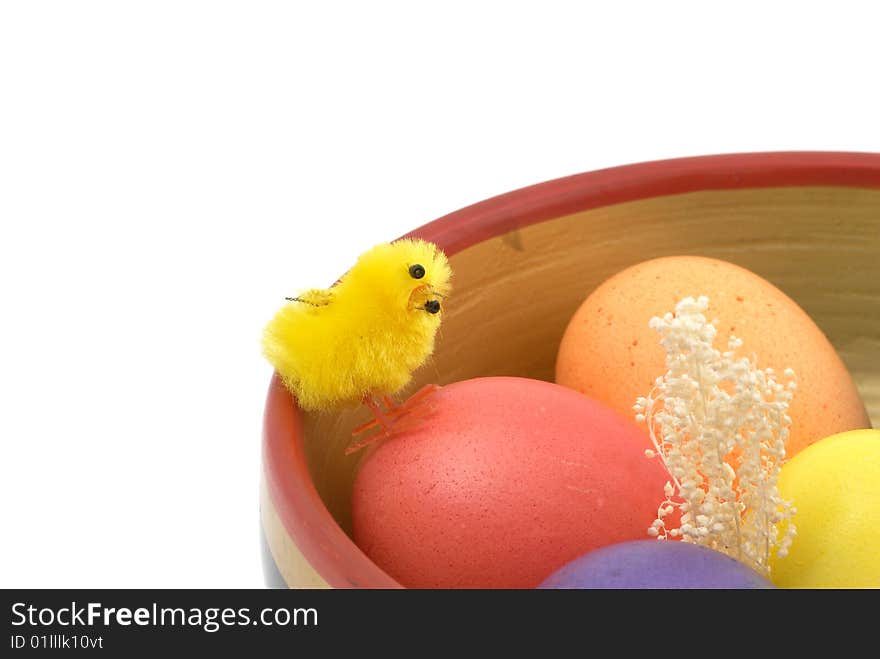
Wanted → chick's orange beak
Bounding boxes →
[408,285,443,314]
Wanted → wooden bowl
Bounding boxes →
[261,152,880,588]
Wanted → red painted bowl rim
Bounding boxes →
[263,151,880,588]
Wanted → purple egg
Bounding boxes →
[538,540,774,589]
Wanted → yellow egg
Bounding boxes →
[770,429,880,588]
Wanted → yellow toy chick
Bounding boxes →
[262,238,452,453]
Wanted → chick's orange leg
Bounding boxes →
[350,385,442,436]
[344,431,383,456]
[351,395,394,435]
[346,395,396,455]
[391,384,441,417]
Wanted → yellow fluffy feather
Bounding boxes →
[262,239,452,412]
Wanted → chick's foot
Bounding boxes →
[390,384,441,418]
[345,385,441,455]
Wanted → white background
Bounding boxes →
[1,1,878,587]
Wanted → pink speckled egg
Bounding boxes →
[351,376,672,588]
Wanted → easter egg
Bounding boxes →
[769,429,880,588]
[351,376,671,589]
[538,540,773,589]
[555,256,869,458]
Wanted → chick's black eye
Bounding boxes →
[409,264,425,279]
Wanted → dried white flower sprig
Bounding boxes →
[633,296,797,576]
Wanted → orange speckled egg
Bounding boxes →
[351,376,672,589]
[555,256,869,458]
